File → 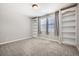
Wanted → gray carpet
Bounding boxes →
[0,38,79,56]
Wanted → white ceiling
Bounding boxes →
[0,3,75,17]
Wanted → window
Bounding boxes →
[48,14,55,33]
[40,17,47,34]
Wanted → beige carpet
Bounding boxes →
[0,38,79,56]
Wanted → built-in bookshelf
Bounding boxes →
[32,18,38,37]
[60,6,77,45]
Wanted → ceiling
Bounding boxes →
[0,3,75,17]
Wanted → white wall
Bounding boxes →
[0,4,32,43]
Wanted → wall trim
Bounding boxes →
[0,36,32,45]
[38,36,60,43]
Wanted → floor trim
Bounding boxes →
[38,36,60,43]
[0,36,32,45]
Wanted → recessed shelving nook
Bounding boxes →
[59,4,78,45]
[32,17,38,37]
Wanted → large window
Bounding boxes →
[39,14,55,35]
[48,14,55,33]
[38,13,59,38]
[40,17,47,34]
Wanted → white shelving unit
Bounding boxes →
[32,18,38,38]
[60,6,77,45]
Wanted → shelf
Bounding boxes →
[32,32,38,35]
[62,28,75,32]
[32,23,37,24]
[63,33,75,37]
[33,30,38,31]
[62,21,75,26]
[62,14,75,19]
[33,24,38,26]
[62,39,75,45]
[32,30,38,31]
[60,6,77,46]
[62,26,75,28]
[62,12,75,17]
[63,35,75,39]
[62,29,75,32]
[62,30,75,33]
[32,25,38,27]
[62,25,75,28]
[62,16,75,21]
[62,22,76,26]
[62,31,75,33]
[62,19,75,23]
[62,10,75,15]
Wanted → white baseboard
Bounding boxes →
[38,36,60,43]
[0,36,32,45]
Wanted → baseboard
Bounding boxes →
[38,36,60,43]
[0,36,32,45]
